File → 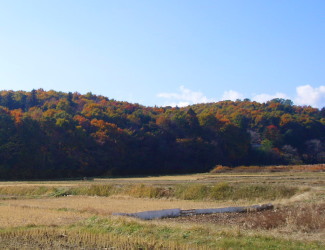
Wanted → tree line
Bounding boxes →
[0,89,324,179]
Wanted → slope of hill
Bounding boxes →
[0,89,324,179]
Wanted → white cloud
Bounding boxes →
[295,85,325,108]
[157,85,325,108]
[165,101,191,107]
[157,86,215,107]
[252,92,289,103]
[221,90,244,101]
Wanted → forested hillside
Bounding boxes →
[0,89,324,179]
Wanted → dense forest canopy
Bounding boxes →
[0,89,324,179]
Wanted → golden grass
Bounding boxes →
[0,171,323,188]
[0,227,187,249]
[0,205,91,228]
[96,174,206,181]
[0,183,78,187]
[2,220,321,249]
[4,196,250,214]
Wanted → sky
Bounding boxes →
[0,1,324,108]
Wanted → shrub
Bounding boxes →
[209,182,232,200]
[127,184,168,198]
[175,184,209,200]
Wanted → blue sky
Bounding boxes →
[0,1,324,108]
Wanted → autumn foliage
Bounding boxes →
[0,90,324,179]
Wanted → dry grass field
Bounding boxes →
[0,166,324,249]
[4,196,248,215]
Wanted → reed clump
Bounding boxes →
[0,182,300,201]
[0,186,55,197]
[70,184,116,197]
[175,182,298,201]
[125,184,173,198]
